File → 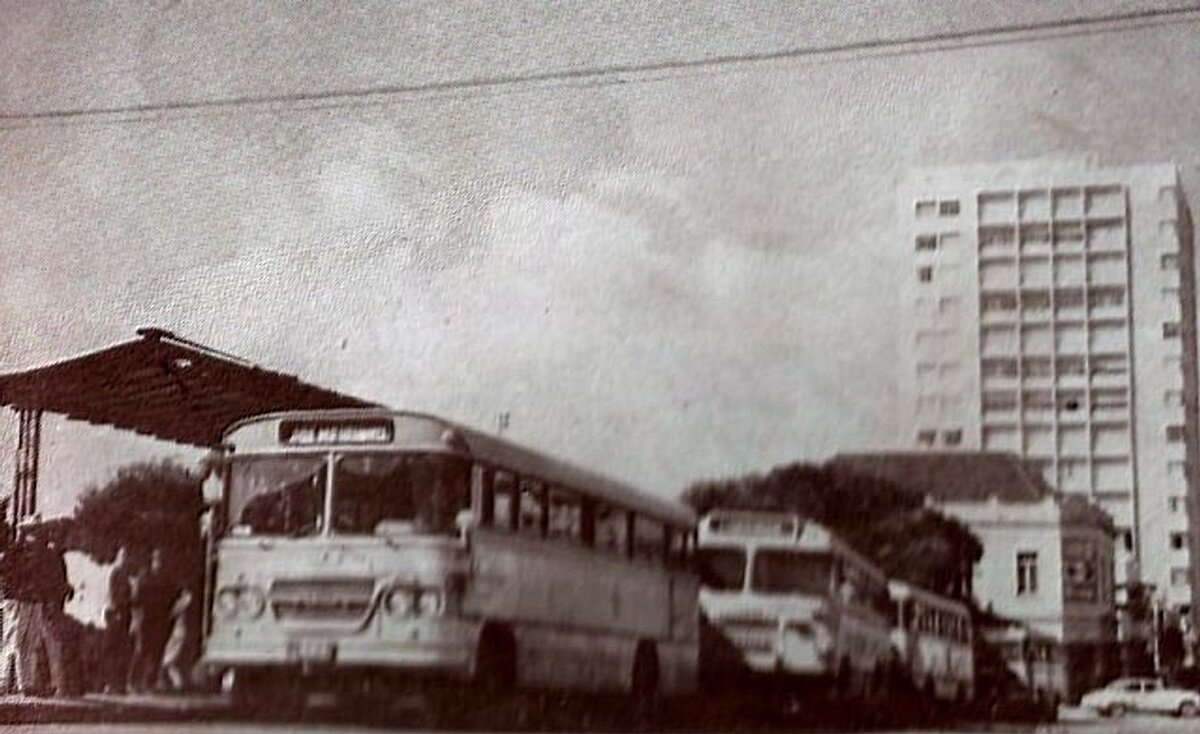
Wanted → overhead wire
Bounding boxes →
[1,3,1199,131]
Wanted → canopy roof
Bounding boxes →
[0,328,377,447]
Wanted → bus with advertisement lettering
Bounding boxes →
[695,511,893,697]
[887,580,974,701]
[200,409,699,707]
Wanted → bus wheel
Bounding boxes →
[923,675,937,700]
[834,659,852,698]
[631,642,660,697]
[631,642,660,726]
[475,624,517,695]
[231,669,303,719]
[870,665,886,699]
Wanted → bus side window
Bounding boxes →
[580,497,596,548]
[492,472,517,532]
[518,480,546,537]
[633,515,664,562]
[475,466,495,527]
[595,503,627,555]
[548,488,581,543]
[667,527,689,566]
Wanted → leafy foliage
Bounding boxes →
[683,462,982,598]
[70,460,205,578]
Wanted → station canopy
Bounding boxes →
[0,328,379,447]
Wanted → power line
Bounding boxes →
[2,3,1199,131]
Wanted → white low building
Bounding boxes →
[833,451,1118,701]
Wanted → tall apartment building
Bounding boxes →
[901,157,1200,630]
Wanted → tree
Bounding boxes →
[70,460,205,581]
[683,461,982,598]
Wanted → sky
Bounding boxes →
[2,1,1200,518]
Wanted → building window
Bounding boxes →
[1162,253,1179,270]
[1165,390,1185,408]
[943,429,963,446]
[1163,322,1181,339]
[1167,424,1186,443]
[939,199,960,216]
[1172,568,1190,587]
[1016,552,1038,595]
[918,266,933,283]
[915,200,937,218]
[917,429,936,447]
[1119,529,1134,553]
[1170,532,1187,551]
[916,235,938,252]
[1169,496,1187,513]
[982,358,1019,378]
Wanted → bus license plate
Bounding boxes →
[289,639,336,663]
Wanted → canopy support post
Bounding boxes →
[11,408,41,533]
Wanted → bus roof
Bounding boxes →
[223,409,695,528]
[698,510,887,580]
[698,510,812,543]
[887,579,971,614]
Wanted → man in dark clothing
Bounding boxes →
[127,549,178,693]
[6,527,80,697]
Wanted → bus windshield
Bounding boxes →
[230,455,327,537]
[751,550,831,595]
[331,453,469,535]
[696,547,747,591]
[228,453,471,537]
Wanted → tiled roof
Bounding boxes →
[829,451,1052,503]
[0,328,377,447]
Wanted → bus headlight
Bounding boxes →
[813,625,833,655]
[417,589,444,617]
[239,586,267,619]
[216,587,240,619]
[385,586,416,617]
[215,585,266,620]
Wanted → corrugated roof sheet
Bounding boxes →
[0,328,377,447]
[829,451,1052,503]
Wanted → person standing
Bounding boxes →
[127,549,177,693]
[100,547,136,693]
[7,526,81,697]
[0,537,22,693]
[161,586,196,691]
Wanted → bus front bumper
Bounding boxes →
[203,620,477,678]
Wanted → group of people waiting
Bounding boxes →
[0,520,200,697]
[0,523,80,696]
[100,545,200,694]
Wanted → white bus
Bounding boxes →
[201,409,699,705]
[695,511,893,696]
[887,580,974,701]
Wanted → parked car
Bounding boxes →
[1080,677,1200,717]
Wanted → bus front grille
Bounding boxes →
[270,578,376,622]
[718,619,778,654]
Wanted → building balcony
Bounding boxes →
[1088,307,1127,322]
[981,310,1018,325]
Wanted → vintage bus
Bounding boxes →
[887,580,974,701]
[200,409,699,704]
[695,511,893,696]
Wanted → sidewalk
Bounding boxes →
[0,692,229,724]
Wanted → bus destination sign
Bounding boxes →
[279,418,395,446]
[709,513,802,538]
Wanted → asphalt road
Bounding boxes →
[1,717,1199,734]
[1,711,1200,734]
